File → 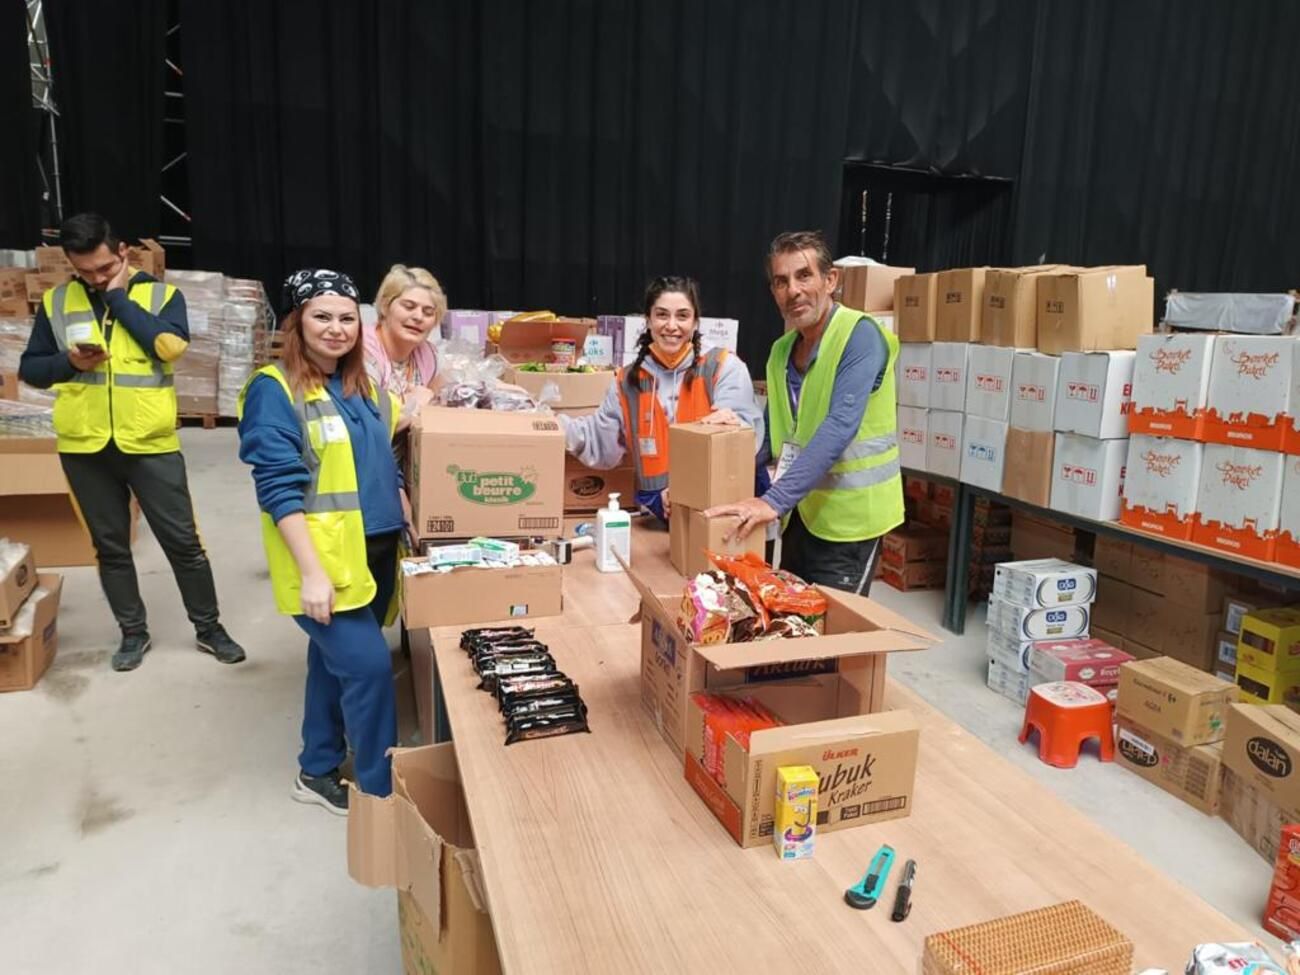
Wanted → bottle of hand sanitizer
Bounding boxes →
[594,493,631,572]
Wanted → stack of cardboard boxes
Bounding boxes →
[888,477,1009,596]
[667,424,760,577]
[1113,656,1237,815]
[1233,607,1300,706]
[0,540,63,693]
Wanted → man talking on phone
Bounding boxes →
[19,212,245,672]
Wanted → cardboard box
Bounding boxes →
[1029,640,1131,693]
[400,559,562,629]
[1090,575,1131,635]
[684,694,919,849]
[497,318,593,365]
[1114,718,1224,815]
[1191,443,1284,561]
[879,560,946,591]
[25,270,70,303]
[986,655,1031,704]
[1054,351,1135,439]
[1236,661,1300,704]
[347,743,502,975]
[993,558,1097,609]
[1217,630,1238,671]
[964,345,1017,421]
[0,436,97,566]
[1010,512,1076,562]
[409,408,564,542]
[1050,433,1128,522]
[1152,553,1230,612]
[667,423,754,511]
[0,267,27,301]
[1222,703,1300,820]
[1237,607,1300,674]
[925,410,963,479]
[1225,594,1281,637]
[929,342,969,412]
[1009,352,1060,432]
[1093,537,1132,583]
[595,315,647,363]
[882,525,948,564]
[896,343,932,408]
[0,540,36,629]
[630,564,933,756]
[1036,266,1154,354]
[987,597,1089,642]
[1116,657,1238,745]
[35,245,74,274]
[1129,333,1215,439]
[959,416,1008,492]
[834,259,914,312]
[894,273,938,343]
[1119,435,1203,540]
[897,406,928,472]
[935,267,988,342]
[0,572,62,692]
[982,266,1064,348]
[562,455,635,513]
[0,297,28,318]
[1220,766,1286,865]
[1203,335,1296,450]
[1001,427,1054,507]
[669,507,765,578]
[500,367,614,411]
[1123,584,1222,669]
[442,309,490,346]
[697,317,739,354]
[0,370,20,400]
[126,239,165,278]
[1123,638,1162,661]
[1277,454,1300,568]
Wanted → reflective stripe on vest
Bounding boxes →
[620,348,727,492]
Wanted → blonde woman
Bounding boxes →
[363,264,446,428]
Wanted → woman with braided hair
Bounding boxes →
[559,276,762,521]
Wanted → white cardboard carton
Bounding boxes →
[898,406,929,472]
[964,345,1018,421]
[1130,333,1215,439]
[1192,443,1284,559]
[1204,334,1297,449]
[987,631,1034,673]
[698,317,739,354]
[992,558,1098,609]
[926,409,964,479]
[929,342,969,412]
[1278,455,1300,566]
[960,416,1009,491]
[1054,351,1136,439]
[987,597,1090,642]
[896,343,932,408]
[1050,433,1128,521]
[1120,435,1203,536]
[987,656,1031,705]
[1010,352,1061,432]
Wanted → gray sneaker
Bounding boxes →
[112,632,152,672]
[293,770,348,816]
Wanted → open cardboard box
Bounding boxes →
[0,435,97,566]
[626,561,935,759]
[496,318,612,409]
[348,743,501,975]
[0,572,63,692]
[401,558,563,629]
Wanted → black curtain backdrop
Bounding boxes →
[44,0,166,239]
[170,0,1300,369]
[0,0,41,246]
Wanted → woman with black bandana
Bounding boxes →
[236,269,403,812]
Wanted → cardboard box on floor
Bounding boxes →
[1036,266,1154,354]
[401,559,563,629]
[0,435,98,566]
[1220,766,1286,865]
[1116,657,1238,745]
[894,273,938,342]
[409,407,564,542]
[667,423,754,511]
[35,246,74,275]
[1092,537,1132,582]
[347,743,502,975]
[0,540,36,628]
[1221,703,1300,822]
[0,573,63,692]
[670,507,764,578]
[628,562,934,757]
[1114,716,1224,815]
[834,259,914,313]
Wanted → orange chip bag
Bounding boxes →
[707,551,829,632]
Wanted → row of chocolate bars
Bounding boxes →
[459,626,591,745]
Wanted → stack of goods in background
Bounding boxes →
[1221,700,1300,864]
[216,277,268,418]
[886,475,1008,596]
[1113,656,1236,815]
[831,256,912,335]
[595,311,740,366]
[163,270,223,415]
[985,558,1097,705]
[1233,606,1300,706]
[0,537,63,693]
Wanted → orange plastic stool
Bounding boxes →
[1018,681,1115,768]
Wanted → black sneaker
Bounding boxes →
[112,632,152,672]
[196,624,246,664]
[293,770,348,816]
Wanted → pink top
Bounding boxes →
[362,321,438,399]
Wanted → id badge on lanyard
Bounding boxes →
[774,442,801,482]
[639,394,658,457]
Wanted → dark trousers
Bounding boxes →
[60,444,220,635]
[779,507,883,596]
[294,533,399,796]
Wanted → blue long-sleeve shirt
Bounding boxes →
[238,372,405,536]
[19,271,190,388]
[758,311,888,516]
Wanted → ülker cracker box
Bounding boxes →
[1129,333,1215,439]
[1191,443,1284,560]
[1119,434,1203,540]
[1204,335,1297,450]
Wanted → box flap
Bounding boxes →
[747,707,918,753]
[695,628,929,670]
[415,405,563,437]
[346,784,444,927]
[0,435,58,456]
[820,587,938,644]
[1125,656,1235,693]
[1236,702,1300,741]
[497,319,593,364]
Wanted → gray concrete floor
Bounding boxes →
[0,429,1271,974]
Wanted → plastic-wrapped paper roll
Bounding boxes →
[0,585,48,638]
[0,537,30,576]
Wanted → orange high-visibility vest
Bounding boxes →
[616,348,728,492]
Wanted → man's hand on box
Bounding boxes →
[706,497,778,541]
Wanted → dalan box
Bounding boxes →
[993,558,1097,609]
[926,410,963,479]
[964,345,1017,421]
[896,343,932,408]
[409,407,565,543]
[1116,657,1238,746]
[897,406,929,472]
[1203,335,1297,450]
[935,267,988,343]
[1114,717,1225,815]
[1009,352,1060,432]
[1129,333,1215,440]
[1050,433,1128,522]
[628,562,934,758]
[1221,766,1287,865]
[1054,351,1135,440]
[894,273,938,343]
[929,342,969,412]
[1036,265,1154,354]
[959,416,1008,493]
[981,265,1066,348]
[1221,703,1300,822]
[667,424,755,511]
[1118,434,1203,540]
[1190,443,1284,561]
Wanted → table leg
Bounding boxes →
[942,483,974,635]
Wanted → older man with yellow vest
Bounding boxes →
[708,230,903,595]
[19,213,244,672]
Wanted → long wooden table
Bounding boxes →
[426,521,1249,973]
